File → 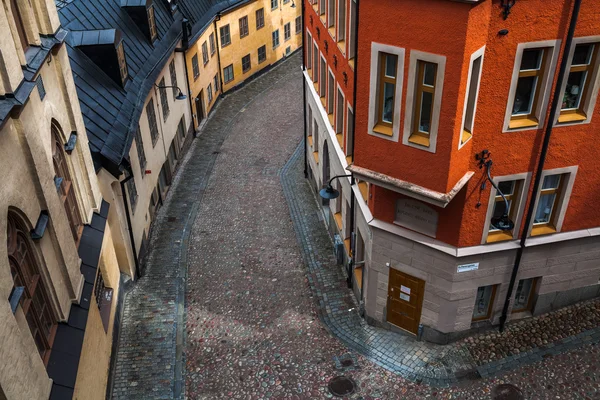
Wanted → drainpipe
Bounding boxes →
[213,16,225,98]
[302,0,308,178]
[120,165,140,279]
[499,0,581,332]
[350,0,360,159]
[348,175,355,289]
[175,18,196,137]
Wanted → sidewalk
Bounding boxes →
[280,140,600,387]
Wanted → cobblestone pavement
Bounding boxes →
[113,52,600,399]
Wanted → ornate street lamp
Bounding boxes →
[319,174,353,200]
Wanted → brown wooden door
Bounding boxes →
[386,269,425,335]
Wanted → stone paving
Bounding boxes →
[111,52,600,399]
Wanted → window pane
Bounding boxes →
[382,82,394,123]
[520,49,542,71]
[512,76,537,115]
[542,174,561,189]
[514,279,534,310]
[498,181,515,196]
[534,193,556,224]
[419,91,433,133]
[562,70,587,110]
[490,199,512,230]
[385,54,397,78]
[423,63,435,86]
[572,44,593,66]
[473,286,494,319]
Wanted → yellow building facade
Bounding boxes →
[0,0,122,397]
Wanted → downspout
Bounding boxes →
[302,0,308,178]
[348,175,355,289]
[499,0,581,332]
[120,166,140,279]
[175,18,196,137]
[350,0,360,160]
[213,15,225,98]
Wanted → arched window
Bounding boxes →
[7,212,57,365]
[52,125,83,243]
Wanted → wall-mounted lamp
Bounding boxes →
[333,54,338,68]
[498,29,509,36]
[324,40,328,54]
[309,15,313,26]
[154,84,187,100]
[343,71,348,87]
[30,210,49,240]
[501,0,516,20]
[316,27,320,39]
[290,0,296,7]
[64,132,78,154]
[319,174,353,200]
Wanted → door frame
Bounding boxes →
[386,268,425,335]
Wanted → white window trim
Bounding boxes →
[327,66,336,115]
[554,35,600,127]
[527,166,578,236]
[320,52,327,97]
[459,45,485,150]
[502,39,561,133]
[402,50,446,153]
[336,0,345,45]
[367,42,405,142]
[306,30,313,69]
[336,81,345,134]
[346,102,354,154]
[480,172,532,245]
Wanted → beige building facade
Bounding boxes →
[0,0,122,397]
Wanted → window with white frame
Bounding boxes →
[368,43,404,141]
[313,43,319,83]
[336,87,344,135]
[327,70,335,115]
[337,0,345,44]
[530,167,577,236]
[306,32,313,72]
[327,0,335,31]
[460,47,484,147]
[486,180,522,243]
[348,0,356,61]
[504,41,558,131]
[346,105,354,156]
[320,56,326,99]
[558,40,600,124]
[403,50,445,152]
[319,0,325,17]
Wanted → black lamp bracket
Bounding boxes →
[327,174,353,188]
[501,0,516,20]
[476,150,514,231]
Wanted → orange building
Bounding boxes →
[304,0,600,342]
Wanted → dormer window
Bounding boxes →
[148,5,157,41]
[117,41,129,84]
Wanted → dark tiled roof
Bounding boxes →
[58,0,240,176]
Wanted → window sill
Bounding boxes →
[508,116,539,130]
[348,58,355,70]
[312,3,318,12]
[334,212,343,230]
[373,123,393,137]
[336,133,344,147]
[344,237,351,256]
[354,266,363,289]
[313,151,319,164]
[486,231,513,243]
[531,224,557,236]
[460,129,472,145]
[320,16,326,25]
[408,133,430,147]
[308,135,314,147]
[337,40,346,54]
[313,81,319,92]
[558,111,587,123]
[358,181,368,202]
[328,26,336,41]
[320,96,327,108]
[346,155,353,165]
[327,113,335,126]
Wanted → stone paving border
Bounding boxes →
[280,139,600,387]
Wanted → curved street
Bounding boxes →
[111,53,600,399]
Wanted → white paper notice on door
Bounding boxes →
[399,293,410,302]
[400,285,411,295]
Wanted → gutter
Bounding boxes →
[119,165,140,279]
[214,15,225,99]
[302,0,308,178]
[176,19,196,136]
[499,0,581,332]
[350,0,360,162]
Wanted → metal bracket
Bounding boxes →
[501,0,516,20]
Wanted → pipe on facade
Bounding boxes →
[214,15,225,99]
[120,166,140,279]
[350,0,360,160]
[176,18,196,137]
[301,0,308,178]
[499,0,582,332]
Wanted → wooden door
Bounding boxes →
[195,94,205,125]
[386,269,425,335]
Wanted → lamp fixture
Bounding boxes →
[154,84,187,100]
[324,40,328,54]
[64,131,78,154]
[319,174,353,200]
[333,54,338,68]
[291,0,296,7]
[310,15,313,26]
[476,150,515,231]
[30,210,50,240]
[343,71,348,87]
[501,0,516,20]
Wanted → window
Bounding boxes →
[283,0,289,3]
[94,269,113,332]
[337,0,345,42]
[220,25,231,47]
[209,33,216,55]
[319,0,325,16]
[272,30,280,49]
[158,77,169,121]
[223,64,234,83]
[327,71,334,115]
[239,16,249,38]
[376,53,398,134]
[559,42,600,123]
[336,88,344,135]
[346,106,354,156]
[306,32,313,72]
[192,54,199,80]
[308,107,313,141]
[258,45,267,64]
[505,41,558,131]
[116,41,129,85]
[148,5,157,41]
[472,285,497,322]
[147,99,160,146]
[512,278,538,313]
[284,23,291,41]
[320,56,326,98]
[403,51,445,152]
[126,173,138,212]
[348,0,357,61]
[242,54,251,73]
[271,0,278,10]
[256,8,265,30]
[313,43,319,83]
[460,48,484,147]
[533,174,563,231]
[134,125,146,171]
[295,16,302,34]
[286,46,291,56]
[52,126,83,243]
[202,41,209,65]
[169,60,178,100]
[9,0,28,51]
[7,212,57,366]
[207,83,213,103]
[327,0,335,30]
[214,73,220,92]
[177,116,186,142]
[487,180,521,243]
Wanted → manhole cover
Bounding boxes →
[492,384,524,400]
[328,376,356,397]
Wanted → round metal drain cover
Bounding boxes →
[492,384,524,400]
[328,376,356,397]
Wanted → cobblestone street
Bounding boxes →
[111,53,600,399]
